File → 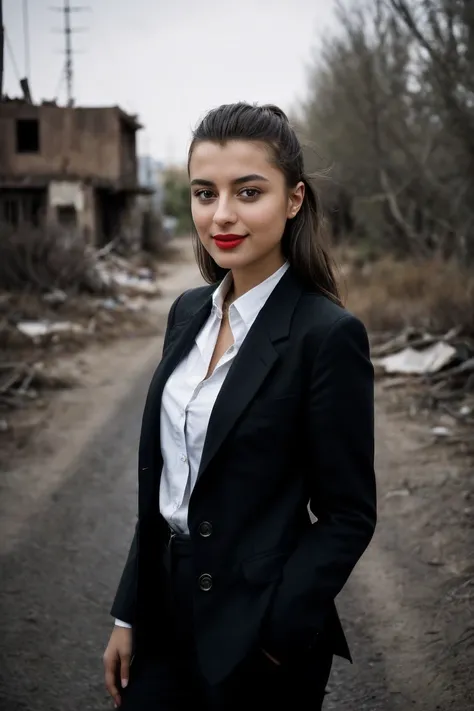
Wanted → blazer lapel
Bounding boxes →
[197,269,303,480]
[138,295,213,511]
[149,297,213,426]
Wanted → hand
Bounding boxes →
[261,648,281,666]
[103,625,133,708]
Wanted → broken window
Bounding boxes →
[3,199,20,227]
[16,119,40,153]
[0,191,46,228]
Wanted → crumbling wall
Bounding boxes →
[0,103,121,182]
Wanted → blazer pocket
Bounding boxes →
[241,550,288,585]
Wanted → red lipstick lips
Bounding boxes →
[213,234,247,250]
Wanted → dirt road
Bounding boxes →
[0,240,472,710]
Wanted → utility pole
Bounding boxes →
[0,0,4,101]
[51,1,89,107]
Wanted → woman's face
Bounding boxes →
[189,140,304,276]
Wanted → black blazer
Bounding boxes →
[111,267,376,685]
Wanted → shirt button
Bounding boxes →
[198,573,213,592]
[198,521,213,538]
[180,454,188,463]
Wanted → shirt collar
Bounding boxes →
[212,261,289,332]
[211,271,233,316]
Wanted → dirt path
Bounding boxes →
[0,241,472,710]
[327,397,473,710]
[0,239,205,556]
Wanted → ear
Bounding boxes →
[287,181,305,219]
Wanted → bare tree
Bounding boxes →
[302,0,474,261]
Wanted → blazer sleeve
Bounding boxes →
[263,313,377,659]
[109,292,183,624]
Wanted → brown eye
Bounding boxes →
[239,188,260,199]
[195,189,215,201]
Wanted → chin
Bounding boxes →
[211,250,251,271]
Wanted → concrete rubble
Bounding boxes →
[0,247,162,422]
[372,326,474,439]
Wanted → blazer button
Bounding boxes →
[199,521,213,538]
[198,573,213,592]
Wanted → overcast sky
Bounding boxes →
[2,0,338,164]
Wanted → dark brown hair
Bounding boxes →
[187,102,342,305]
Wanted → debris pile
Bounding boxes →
[0,239,163,429]
[372,326,474,440]
[0,360,76,433]
[95,251,162,297]
[0,246,161,343]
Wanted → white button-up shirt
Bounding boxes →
[115,261,288,628]
[159,260,289,533]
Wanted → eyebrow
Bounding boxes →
[190,174,270,187]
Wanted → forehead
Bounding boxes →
[189,140,282,183]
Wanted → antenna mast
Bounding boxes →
[64,0,73,105]
[51,0,89,106]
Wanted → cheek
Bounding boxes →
[245,200,287,237]
[191,204,210,232]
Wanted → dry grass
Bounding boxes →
[337,251,474,335]
[0,225,106,294]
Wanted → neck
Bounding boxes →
[230,251,286,299]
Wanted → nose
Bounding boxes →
[213,196,237,227]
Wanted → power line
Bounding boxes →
[50,1,90,106]
[22,0,30,82]
[4,29,21,85]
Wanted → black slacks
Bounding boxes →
[120,534,333,711]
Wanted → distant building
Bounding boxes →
[138,155,165,213]
[0,99,152,248]
[138,156,179,239]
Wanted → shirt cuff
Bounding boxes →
[115,619,132,629]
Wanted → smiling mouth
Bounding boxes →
[212,234,248,250]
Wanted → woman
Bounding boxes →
[103,102,376,710]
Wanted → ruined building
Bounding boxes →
[0,100,151,248]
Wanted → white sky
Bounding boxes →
[2,0,338,164]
